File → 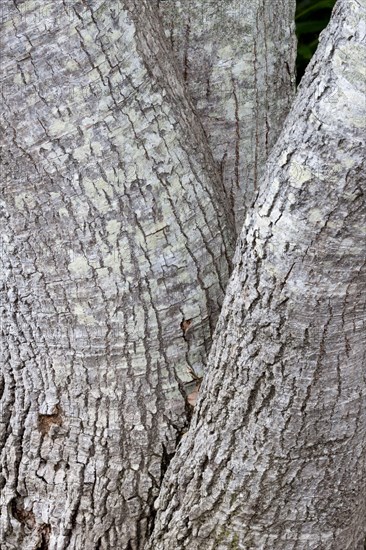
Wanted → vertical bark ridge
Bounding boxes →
[149,0,366,547]
[0,1,233,548]
[158,0,297,233]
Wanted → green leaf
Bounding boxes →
[296,0,336,20]
[296,19,330,35]
[298,44,315,60]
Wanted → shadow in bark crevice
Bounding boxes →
[10,495,36,530]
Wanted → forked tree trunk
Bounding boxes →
[158,0,297,232]
[0,1,234,548]
[149,0,366,547]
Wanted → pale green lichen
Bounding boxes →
[106,220,121,245]
[73,304,97,326]
[14,193,35,210]
[49,119,75,138]
[288,192,296,204]
[308,208,324,224]
[82,177,112,214]
[58,207,69,218]
[216,528,240,549]
[289,161,312,188]
[103,253,122,273]
[73,144,90,162]
[68,255,90,277]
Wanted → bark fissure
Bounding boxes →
[149,0,366,547]
[1,1,234,548]
[158,0,297,233]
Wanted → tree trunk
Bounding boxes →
[0,2,233,549]
[158,0,297,233]
[149,0,366,547]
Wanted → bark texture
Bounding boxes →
[150,0,366,547]
[158,0,297,232]
[0,1,233,549]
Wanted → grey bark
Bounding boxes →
[149,0,366,547]
[0,2,234,549]
[158,0,297,233]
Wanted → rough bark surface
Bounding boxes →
[150,0,366,547]
[158,0,297,232]
[0,2,234,549]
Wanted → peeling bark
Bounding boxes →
[158,0,297,232]
[0,2,233,549]
[149,0,366,547]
